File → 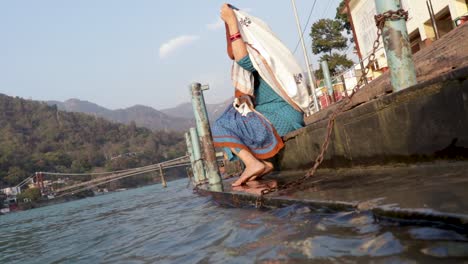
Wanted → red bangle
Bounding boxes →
[229,32,242,42]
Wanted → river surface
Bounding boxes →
[1,179,467,263]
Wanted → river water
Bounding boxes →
[1,179,467,263]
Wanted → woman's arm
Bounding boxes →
[221,3,248,61]
[225,23,234,60]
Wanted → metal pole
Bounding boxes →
[426,0,440,40]
[375,0,417,91]
[321,61,335,103]
[159,164,167,188]
[190,83,223,192]
[185,132,198,184]
[189,127,206,184]
[291,0,319,113]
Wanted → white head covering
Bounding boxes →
[231,9,311,113]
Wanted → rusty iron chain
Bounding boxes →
[254,9,409,209]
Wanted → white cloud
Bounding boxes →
[159,35,200,59]
[206,18,224,31]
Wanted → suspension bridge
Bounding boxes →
[15,156,191,198]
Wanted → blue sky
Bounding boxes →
[0,0,345,110]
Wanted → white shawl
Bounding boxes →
[231,9,311,113]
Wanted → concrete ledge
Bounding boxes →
[279,66,468,170]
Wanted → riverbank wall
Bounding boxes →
[279,66,468,170]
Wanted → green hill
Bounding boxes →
[0,94,186,188]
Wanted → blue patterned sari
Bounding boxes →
[212,55,304,160]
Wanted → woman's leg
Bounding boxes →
[231,148,265,187]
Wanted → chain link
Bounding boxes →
[254,9,409,209]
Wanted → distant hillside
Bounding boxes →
[48,98,232,132]
[48,99,194,132]
[161,98,232,121]
[0,94,186,188]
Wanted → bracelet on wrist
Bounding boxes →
[229,32,242,42]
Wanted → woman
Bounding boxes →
[212,4,306,187]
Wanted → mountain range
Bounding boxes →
[0,93,188,188]
[47,98,231,132]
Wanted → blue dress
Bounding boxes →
[212,55,304,160]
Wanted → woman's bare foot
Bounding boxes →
[245,180,263,188]
[249,161,274,182]
[231,160,265,187]
[246,179,278,189]
[233,180,278,195]
[232,185,264,195]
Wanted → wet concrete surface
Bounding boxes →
[284,162,468,215]
[209,161,468,231]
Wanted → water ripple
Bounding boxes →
[1,180,467,263]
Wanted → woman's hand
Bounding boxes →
[220,3,237,26]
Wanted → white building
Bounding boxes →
[1,187,21,196]
[344,0,467,70]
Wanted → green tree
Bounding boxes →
[310,18,354,76]
[314,53,355,79]
[5,167,28,186]
[335,0,351,35]
[17,187,41,202]
[0,94,186,190]
[310,19,347,56]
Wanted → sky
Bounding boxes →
[0,0,346,110]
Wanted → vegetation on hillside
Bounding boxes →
[0,94,186,188]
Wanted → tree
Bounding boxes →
[310,18,354,76]
[321,53,354,76]
[0,93,187,190]
[5,167,27,186]
[310,19,347,56]
[335,0,351,35]
[17,187,41,202]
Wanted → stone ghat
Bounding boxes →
[279,65,468,170]
[280,23,468,169]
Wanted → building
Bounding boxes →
[403,0,468,52]
[343,0,467,70]
[317,0,467,109]
[1,187,21,196]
